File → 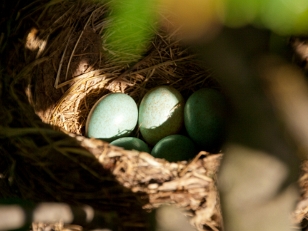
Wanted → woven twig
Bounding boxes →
[76,135,223,230]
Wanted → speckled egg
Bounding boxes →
[151,134,197,162]
[138,86,184,146]
[110,137,150,153]
[86,93,138,142]
[184,88,227,152]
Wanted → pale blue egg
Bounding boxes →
[110,137,150,153]
[138,86,184,146]
[86,93,138,141]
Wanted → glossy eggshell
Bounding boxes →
[138,86,184,146]
[151,135,197,162]
[184,88,227,152]
[86,93,138,142]
[110,137,150,153]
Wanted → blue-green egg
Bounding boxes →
[151,134,197,162]
[86,93,138,142]
[110,137,150,153]
[184,88,227,152]
[138,86,185,146]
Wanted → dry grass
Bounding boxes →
[27,1,218,135]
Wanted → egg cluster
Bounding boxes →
[85,86,227,162]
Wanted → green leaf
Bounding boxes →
[104,0,158,63]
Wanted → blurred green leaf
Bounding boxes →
[221,0,260,27]
[260,0,308,34]
[221,0,308,34]
[104,0,158,63]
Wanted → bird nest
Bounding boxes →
[1,0,223,230]
[4,0,308,231]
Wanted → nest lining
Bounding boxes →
[21,0,219,135]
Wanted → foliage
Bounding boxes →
[104,0,158,63]
[104,0,308,61]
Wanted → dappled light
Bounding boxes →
[25,28,48,58]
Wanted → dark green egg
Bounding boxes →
[184,88,227,152]
[151,135,197,162]
[110,137,150,153]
